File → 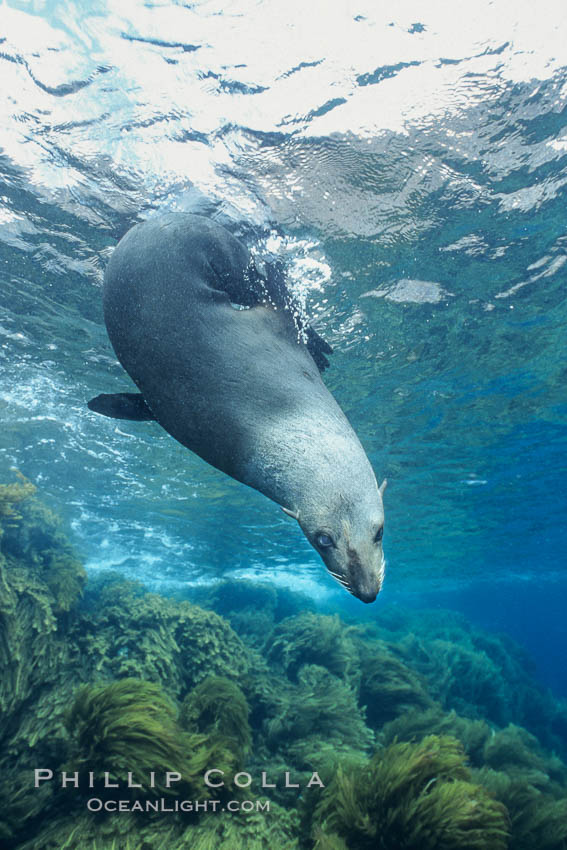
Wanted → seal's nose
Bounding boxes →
[355,587,378,604]
[347,553,381,603]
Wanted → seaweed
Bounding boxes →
[180,676,252,766]
[190,579,279,647]
[262,664,373,754]
[241,663,371,808]
[72,580,255,701]
[192,578,313,644]
[0,475,86,613]
[482,724,567,789]
[379,610,567,756]
[0,478,87,844]
[15,805,301,850]
[355,639,434,728]
[0,473,36,532]
[265,613,359,685]
[287,736,367,778]
[380,707,492,766]
[65,677,236,797]
[4,478,567,850]
[310,735,510,850]
[179,805,301,850]
[15,812,158,850]
[0,772,53,845]
[475,767,567,850]
[312,834,349,850]
[401,635,515,724]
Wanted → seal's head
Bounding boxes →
[283,479,387,603]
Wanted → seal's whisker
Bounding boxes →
[378,554,387,584]
[328,570,350,591]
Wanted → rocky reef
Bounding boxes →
[1,476,567,850]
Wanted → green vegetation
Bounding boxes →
[0,474,36,532]
[65,677,236,796]
[475,767,567,850]
[310,736,510,850]
[263,664,372,754]
[16,806,301,850]
[72,578,254,701]
[265,612,359,684]
[380,707,492,766]
[0,476,86,843]
[180,676,252,766]
[356,639,434,727]
[3,476,567,850]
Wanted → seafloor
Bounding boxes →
[1,475,567,850]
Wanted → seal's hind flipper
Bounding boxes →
[306,326,333,373]
[87,392,155,421]
[210,236,334,373]
[252,258,334,373]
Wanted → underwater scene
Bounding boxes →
[1,0,567,848]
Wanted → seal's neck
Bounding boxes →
[240,406,376,513]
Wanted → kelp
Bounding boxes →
[475,767,567,850]
[242,663,372,808]
[72,579,255,701]
[0,474,86,614]
[192,578,313,648]
[15,812,169,850]
[482,724,567,788]
[265,613,360,685]
[0,773,53,845]
[355,639,434,728]
[0,474,36,532]
[191,579,278,647]
[65,677,236,797]
[262,664,373,754]
[178,806,300,850]
[310,735,510,850]
[379,611,567,756]
[16,805,301,850]
[286,738,367,789]
[312,834,349,850]
[4,481,567,850]
[380,707,492,766]
[180,676,252,766]
[400,635,516,725]
[0,479,87,844]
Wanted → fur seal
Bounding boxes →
[89,214,386,602]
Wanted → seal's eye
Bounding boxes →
[316,533,334,549]
[374,526,384,543]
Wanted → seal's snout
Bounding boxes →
[356,587,379,604]
[349,570,382,603]
[345,545,384,605]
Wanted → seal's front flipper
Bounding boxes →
[87,392,155,421]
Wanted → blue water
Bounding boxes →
[1,1,566,693]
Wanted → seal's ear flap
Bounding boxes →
[379,479,388,497]
[281,506,300,521]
